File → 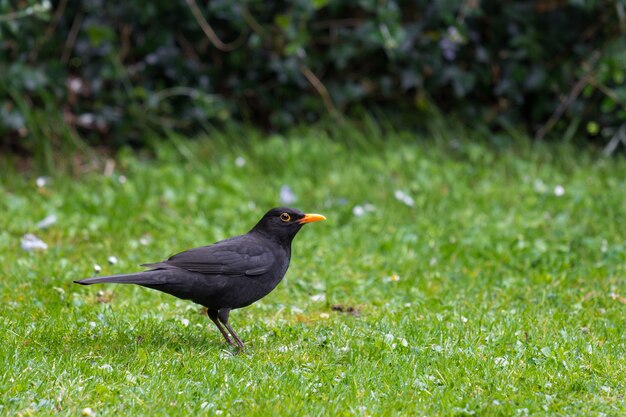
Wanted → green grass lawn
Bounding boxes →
[2,125,626,416]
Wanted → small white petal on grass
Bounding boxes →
[99,364,113,372]
[36,176,48,188]
[461,316,468,323]
[81,407,95,416]
[608,292,626,304]
[539,346,554,358]
[352,205,365,217]
[363,203,376,212]
[384,333,394,344]
[404,302,412,307]
[108,256,118,265]
[36,214,58,229]
[278,346,289,352]
[118,175,127,184]
[394,190,415,207]
[400,338,409,347]
[494,357,509,367]
[353,203,376,217]
[139,236,151,246]
[384,273,400,282]
[310,293,326,302]
[235,156,246,167]
[180,318,190,327]
[291,306,303,314]
[93,264,102,273]
[452,405,476,415]
[319,313,330,319]
[279,185,298,205]
[89,321,96,329]
[21,234,48,251]
[334,372,346,382]
[554,185,565,196]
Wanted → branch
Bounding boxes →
[535,73,592,140]
[61,12,83,64]
[603,123,626,156]
[588,77,626,111]
[299,63,342,121]
[185,0,247,52]
[241,4,267,39]
[44,0,68,39]
[28,0,68,61]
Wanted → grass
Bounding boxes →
[1,124,626,416]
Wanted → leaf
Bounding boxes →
[85,24,116,47]
[586,121,600,135]
[275,14,292,30]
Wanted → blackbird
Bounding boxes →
[74,207,326,349]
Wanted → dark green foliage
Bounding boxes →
[0,0,624,151]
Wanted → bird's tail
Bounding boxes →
[74,271,165,286]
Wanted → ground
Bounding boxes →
[1,125,626,416]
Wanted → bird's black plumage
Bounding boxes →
[74,207,326,349]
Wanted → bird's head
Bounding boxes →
[251,207,326,244]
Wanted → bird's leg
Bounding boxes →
[207,309,234,346]
[218,308,245,350]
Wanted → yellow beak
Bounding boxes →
[297,213,326,224]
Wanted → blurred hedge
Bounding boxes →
[1,0,625,154]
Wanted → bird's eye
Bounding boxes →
[280,213,291,222]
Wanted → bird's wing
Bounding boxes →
[141,237,275,277]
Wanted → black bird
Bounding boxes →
[74,207,326,349]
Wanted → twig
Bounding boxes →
[588,77,626,111]
[185,0,247,52]
[29,0,69,61]
[299,63,342,121]
[176,32,200,61]
[119,24,133,63]
[602,123,626,156]
[61,12,83,64]
[241,4,267,39]
[617,1,625,34]
[43,0,68,40]
[535,72,592,140]
[149,87,204,104]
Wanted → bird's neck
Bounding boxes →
[250,228,294,248]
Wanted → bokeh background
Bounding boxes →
[2,2,626,416]
[1,0,625,166]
